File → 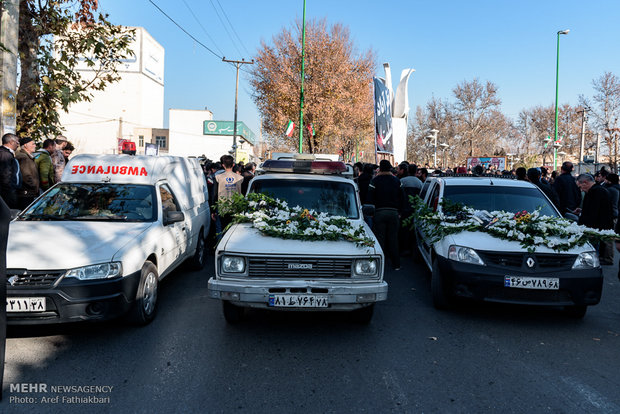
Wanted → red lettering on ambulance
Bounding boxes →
[87,166,95,174]
[96,166,104,174]
[128,167,138,175]
[111,166,119,174]
[71,165,78,174]
[139,167,148,176]
[78,165,86,174]
[120,166,127,174]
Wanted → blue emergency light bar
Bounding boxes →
[262,159,347,174]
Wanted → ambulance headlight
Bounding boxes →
[65,262,123,280]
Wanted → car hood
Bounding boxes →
[7,221,154,270]
[445,231,592,254]
[220,223,379,256]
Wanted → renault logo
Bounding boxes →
[8,276,18,286]
[526,257,535,268]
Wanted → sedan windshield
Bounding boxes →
[19,183,156,222]
[250,179,359,219]
[443,185,559,217]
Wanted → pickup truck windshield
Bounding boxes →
[443,185,559,217]
[250,179,359,219]
[19,183,157,222]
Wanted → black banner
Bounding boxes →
[373,77,393,154]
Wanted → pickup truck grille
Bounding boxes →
[477,252,577,271]
[248,257,353,278]
[6,270,65,288]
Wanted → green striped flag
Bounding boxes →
[285,120,295,137]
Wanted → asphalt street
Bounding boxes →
[1,253,620,413]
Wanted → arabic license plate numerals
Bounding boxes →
[504,276,559,290]
[6,297,46,312]
[268,295,328,308]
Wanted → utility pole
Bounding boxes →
[222,58,254,162]
[577,108,588,174]
[298,0,307,154]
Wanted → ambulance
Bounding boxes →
[6,154,210,325]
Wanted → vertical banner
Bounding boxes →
[373,77,393,154]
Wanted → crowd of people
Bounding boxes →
[0,133,74,210]
[352,159,620,271]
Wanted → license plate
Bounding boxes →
[268,295,328,308]
[504,276,559,290]
[6,297,46,312]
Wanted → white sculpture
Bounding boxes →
[380,63,415,163]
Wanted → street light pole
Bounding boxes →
[222,58,254,162]
[553,29,569,171]
[425,129,439,168]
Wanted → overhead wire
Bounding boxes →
[215,0,252,57]
[181,0,226,57]
[208,0,243,58]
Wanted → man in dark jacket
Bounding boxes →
[355,163,375,204]
[527,168,560,211]
[576,173,614,264]
[0,133,20,209]
[367,160,404,270]
[15,137,40,210]
[553,161,581,217]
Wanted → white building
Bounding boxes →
[58,27,164,154]
[168,108,256,162]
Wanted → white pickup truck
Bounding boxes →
[208,156,388,323]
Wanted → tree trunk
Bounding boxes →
[16,0,40,136]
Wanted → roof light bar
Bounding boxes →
[262,159,346,174]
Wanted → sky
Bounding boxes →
[100,0,620,142]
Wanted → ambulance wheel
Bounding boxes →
[222,301,245,324]
[127,262,158,325]
[190,228,207,270]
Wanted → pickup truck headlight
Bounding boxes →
[353,259,378,277]
[221,256,246,273]
[572,251,599,269]
[65,262,122,280]
[448,245,485,266]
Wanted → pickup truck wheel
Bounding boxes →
[564,305,587,318]
[222,301,245,323]
[190,229,206,270]
[350,304,374,324]
[127,262,158,325]
[431,258,452,310]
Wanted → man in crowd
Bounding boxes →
[214,155,243,236]
[14,137,39,209]
[416,167,428,182]
[367,159,404,271]
[241,162,256,195]
[553,161,581,217]
[355,163,375,204]
[400,163,423,256]
[0,133,20,208]
[51,135,68,183]
[576,173,614,262]
[35,139,56,192]
[527,168,560,211]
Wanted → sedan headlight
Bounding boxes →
[448,245,485,266]
[353,259,378,277]
[221,256,246,273]
[572,251,600,269]
[65,262,122,280]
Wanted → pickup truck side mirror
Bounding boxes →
[164,210,185,225]
[362,204,375,217]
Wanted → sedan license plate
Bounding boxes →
[268,295,328,308]
[504,276,559,290]
[6,297,46,312]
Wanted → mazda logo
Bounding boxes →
[526,257,535,268]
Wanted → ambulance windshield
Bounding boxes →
[19,183,157,222]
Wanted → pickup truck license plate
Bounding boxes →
[504,276,559,290]
[6,297,46,312]
[268,295,328,308]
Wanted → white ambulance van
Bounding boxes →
[6,154,210,325]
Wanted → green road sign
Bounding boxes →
[203,120,256,145]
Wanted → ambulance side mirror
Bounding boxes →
[164,211,185,225]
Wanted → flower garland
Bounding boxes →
[217,193,375,247]
[404,196,619,253]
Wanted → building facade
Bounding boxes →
[58,27,164,154]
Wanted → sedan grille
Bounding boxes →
[248,257,352,278]
[477,251,577,271]
[6,270,64,288]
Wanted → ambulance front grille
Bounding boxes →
[6,270,65,288]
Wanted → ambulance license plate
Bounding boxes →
[504,276,559,290]
[268,295,328,308]
[6,297,46,312]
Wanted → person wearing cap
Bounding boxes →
[51,135,68,183]
[527,168,560,211]
[367,159,404,271]
[0,133,20,208]
[15,137,40,209]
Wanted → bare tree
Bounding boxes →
[579,72,620,171]
[248,19,375,155]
